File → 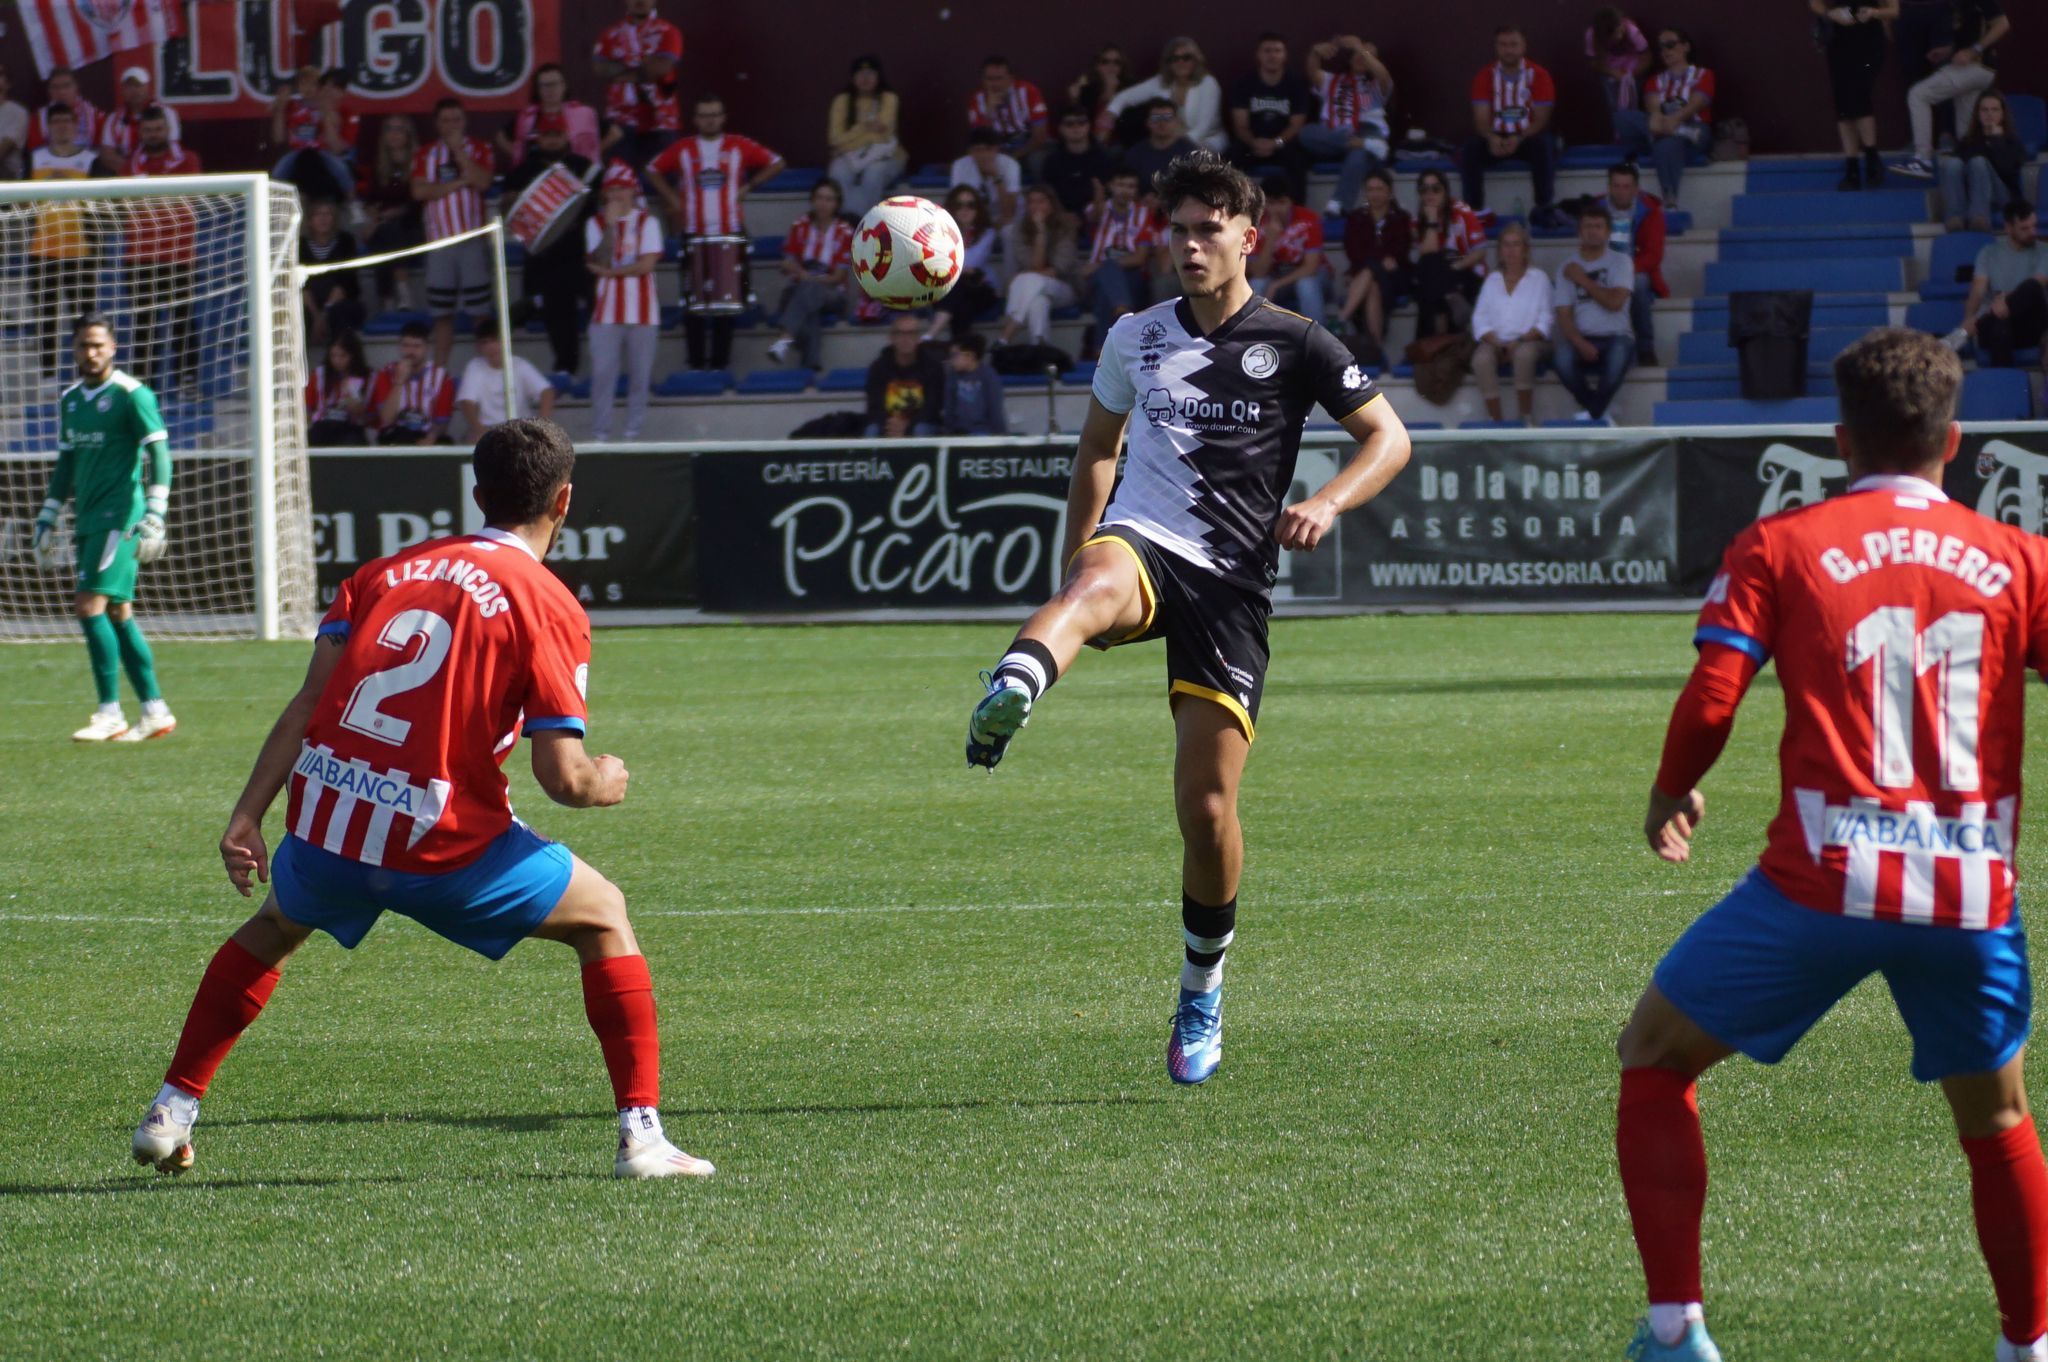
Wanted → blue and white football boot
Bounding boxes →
[966,672,1032,770]
[1167,985,1224,1085]
[1626,1319,1723,1362]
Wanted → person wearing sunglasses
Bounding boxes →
[1614,28,1714,210]
[1106,37,1224,152]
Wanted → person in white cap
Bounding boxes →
[584,160,664,442]
[100,66,181,175]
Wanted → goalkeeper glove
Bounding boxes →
[32,498,63,571]
[132,485,169,565]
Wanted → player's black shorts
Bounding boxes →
[1079,525,1270,740]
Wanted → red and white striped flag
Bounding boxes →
[17,0,183,80]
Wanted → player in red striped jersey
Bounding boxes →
[766,177,854,369]
[412,99,497,369]
[1617,330,2048,1362]
[647,95,785,372]
[585,162,665,441]
[967,56,1050,167]
[369,321,455,447]
[131,419,713,1181]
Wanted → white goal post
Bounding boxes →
[0,173,316,641]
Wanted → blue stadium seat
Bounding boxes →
[1677,326,1870,366]
[760,167,824,194]
[1000,369,1056,387]
[1704,258,1904,294]
[1050,304,1083,321]
[1714,225,1912,261]
[1060,361,1097,384]
[1541,415,1615,427]
[1391,152,1456,175]
[1731,189,1929,228]
[1561,143,1628,169]
[1922,231,1994,301]
[1404,421,1444,430]
[548,372,577,394]
[905,164,950,190]
[750,236,784,261]
[363,310,429,336]
[817,366,868,393]
[1744,158,1866,193]
[1906,298,1964,334]
[1691,294,1889,331]
[2008,94,2046,158]
[1459,419,1526,430]
[1664,366,1837,401]
[1959,368,2033,421]
[735,368,813,395]
[1653,396,1841,425]
[657,370,731,397]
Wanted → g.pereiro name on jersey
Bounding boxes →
[1091,295,1381,594]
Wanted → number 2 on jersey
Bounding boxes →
[340,608,454,747]
[1845,606,1982,790]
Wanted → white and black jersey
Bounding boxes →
[1093,294,1381,594]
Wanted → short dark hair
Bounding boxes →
[1258,173,1292,204]
[967,127,1001,148]
[140,105,168,125]
[399,320,430,342]
[955,333,987,359]
[695,92,724,112]
[1255,31,1286,47]
[1833,328,1962,472]
[73,310,114,338]
[434,96,462,116]
[2006,198,2036,224]
[1108,165,1140,183]
[1364,167,1395,191]
[1576,201,1611,224]
[47,102,75,123]
[474,419,576,524]
[474,317,502,342]
[982,55,1009,71]
[320,67,348,89]
[1144,96,1177,116]
[1156,150,1263,223]
[1495,24,1524,38]
[1058,104,1091,123]
[1609,161,1640,183]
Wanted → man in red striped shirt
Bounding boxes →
[968,56,1050,171]
[412,99,497,369]
[1461,26,1566,229]
[98,66,181,174]
[124,108,203,397]
[766,177,853,369]
[592,0,684,168]
[1083,166,1160,349]
[369,322,456,446]
[585,161,665,442]
[648,95,785,371]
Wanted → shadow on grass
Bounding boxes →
[0,1172,415,1197]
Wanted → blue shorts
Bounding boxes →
[1656,867,2032,1082]
[271,824,575,961]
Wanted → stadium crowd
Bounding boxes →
[0,0,2034,435]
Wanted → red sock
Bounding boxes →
[581,954,660,1110]
[1617,1066,1707,1304]
[1963,1117,2048,1345]
[164,939,281,1099]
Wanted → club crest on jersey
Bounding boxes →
[97,394,113,413]
[1140,388,1175,427]
[1241,343,1278,379]
[1140,320,1168,346]
[75,0,135,33]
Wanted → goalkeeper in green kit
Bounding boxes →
[33,313,177,742]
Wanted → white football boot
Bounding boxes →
[615,1127,715,1180]
[72,708,130,742]
[117,708,178,742]
[132,1101,196,1175]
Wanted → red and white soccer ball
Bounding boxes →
[852,196,964,310]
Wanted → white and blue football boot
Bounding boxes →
[966,672,1033,770]
[1626,1319,1723,1362]
[1167,984,1224,1085]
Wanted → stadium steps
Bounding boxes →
[1730,188,1930,229]
[1657,368,2032,426]
[1703,257,1906,295]
[1677,325,1874,367]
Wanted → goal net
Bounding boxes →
[0,174,316,640]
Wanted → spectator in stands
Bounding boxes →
[361,114,424,312]
[412,99,496,369]
[1248,175,1328,322]
[826,56,903,220]
[1584,8,1651,139]
[968,56,1050,172]
[1463,26,1566,228]
[648,94,786,372]
[101,66,182,174]
[1336,169,1411,361]
[1896,0,2009,181]
[369,321,455,446]
[29,104,96,378]
[998,185,1081,346]
[943,334,1008,435]
[306,330,372,447]
[1107,37,1224,153]
[930,185,1002,342]
[458,319,557,436]
[268,67,331,193]
[298,198,366,352]
[499,64,602,167]
[1960,199,2048,368]
[503,115,596,377]
[1084,167,1160,348]
[35,68,102,153]
[1942,88,2027,231]
[0,66,26,180]
[1812,0,1897,190]
[1614,28,1713,210]
[1551,205,1636,420]
[125,109,203,398]
[1300,36,1395,218]
[586,161,665,441]
[951,128,1022,227]
[1067,46,1130,144]
[1123,99,1201,202]
[593,0,684,168]
[767,178,854,369]
[1227,32,1313,203]
[1469,221,1552,424]
[1596,162,1667,366]
[1041,106,1117,217]
[1412,169,1489,339]
[866,312,945,437]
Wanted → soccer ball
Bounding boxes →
[852,197,964,310]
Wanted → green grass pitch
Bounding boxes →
[0,615,2036,1360]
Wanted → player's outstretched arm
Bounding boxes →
[221,635,347,895]
[1277,396,1411,551]
[530,730,630,809]
[1643,644,1759,863]
[1060,396,1131,567]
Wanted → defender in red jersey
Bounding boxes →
[130,421,713,1182]
[1616,331,2048,1362]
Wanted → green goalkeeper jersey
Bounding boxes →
[47,370,171,536]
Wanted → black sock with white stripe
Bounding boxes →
[1181,892,1237,994]
[990,637,1057,701]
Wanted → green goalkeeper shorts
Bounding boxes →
[74,523,139,602]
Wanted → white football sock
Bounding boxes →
[620,1106,663,1141]
[1649,1303,1703,1347]
[1181,956,1225,994]
[142,698,169,717]
[96,703,123,719]
[1997,1336,2048,1362]
[153,1082,199,1124]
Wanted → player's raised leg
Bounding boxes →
[1165,694,1249,1085]
[1945,1055,2048,1361]
[134,896,312,1174]
[531,855,713,1179]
